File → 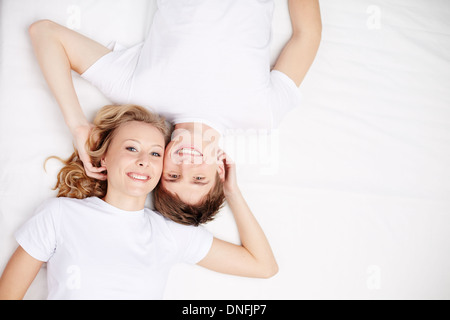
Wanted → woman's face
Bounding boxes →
[102,121,165,206]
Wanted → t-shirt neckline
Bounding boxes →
[87,196,146,216]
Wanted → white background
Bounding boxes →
[0,0,449,299]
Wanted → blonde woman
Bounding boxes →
[0,105,277,300]
[28,0,322,224]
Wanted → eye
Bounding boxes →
[194,176,205,181]
[169,174,180,179]
[126,146,137,152]
[151,152,162,157]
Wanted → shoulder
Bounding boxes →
[34,197,100,218]
[33,197,62,217]
[40,196,87,206]
[145,209,213,264]
[58,196,106,210]
[268,70,302,127]
[270,70,302,94]
[32,196,84,217]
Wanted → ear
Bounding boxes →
[101,157,107,168]
[217,162,225,182]
[217,151,226,182]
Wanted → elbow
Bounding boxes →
[266,262,279,279]
[28,19,56,39]
[292,27,322,44]
[314,26,322,42]
[314,18,323,39]
[291,16,322,43]
[259,261,279,279]
[315,25,323,43]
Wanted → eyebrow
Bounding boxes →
[192,181,210,186]
[163,178,210,186]
[123,139,163,149]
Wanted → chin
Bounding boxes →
[123,186,154,199]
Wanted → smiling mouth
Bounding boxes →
[127,172,151,182]
[175,147,203,157]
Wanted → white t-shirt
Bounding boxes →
[82,0,301,134]
[15,197,213,300]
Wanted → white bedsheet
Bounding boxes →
[1,0,449,300]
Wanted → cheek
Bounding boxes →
[105,153,134,174]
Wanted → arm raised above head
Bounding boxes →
[273,0,322,87]
[29,20,109,180]
[29,20,110,129]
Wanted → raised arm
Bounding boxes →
[29,20,109,179]
[273,0,322,87]
[197,152,278,278]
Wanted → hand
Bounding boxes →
[218,150,240,198]
[71,124,107,180]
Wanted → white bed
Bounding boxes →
[1,0,449,300]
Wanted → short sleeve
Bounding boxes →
[14,198,60,262]
[168,222,214,265]
[81,41,143,105]
[269,70,302,128]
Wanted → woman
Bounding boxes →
[28,0,322,224]
[0,104,277,300]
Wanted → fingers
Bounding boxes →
[72,123,107,181]
[80,155,107,181]
[218,150,237,180]
[217,150,236,180]
[87,171,107,181]
[85,164,107,181]
[85,163,106,173]
[217,150,240,196]
[217,149,235,165]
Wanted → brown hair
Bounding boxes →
[153,173,226,226]
[49,104,170,199]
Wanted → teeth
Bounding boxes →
[177,148,202,156]
[129,173,149,180]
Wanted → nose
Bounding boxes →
[137,154,150,167]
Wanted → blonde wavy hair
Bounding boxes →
[49,104,170,199]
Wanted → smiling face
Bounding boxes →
[161,122,224,205]
[101,121,165,210]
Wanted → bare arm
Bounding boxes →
[29,20,109,179]
[197,153,278,278]
[273,0,322,87]
[0,247,44,300]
